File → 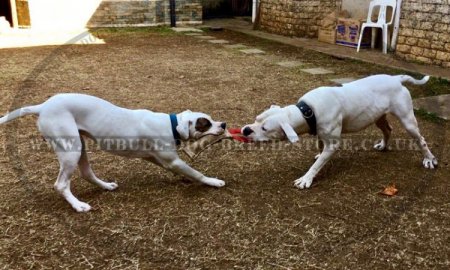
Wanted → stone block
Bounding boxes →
[423,48,437,58]
[276,61,304,68]
[436,5,450,14]
[330,77,357,85]
[207,39,230,44]
[445,43,450,51]
[426,32,440,41]
[432,59,443,66]
[431,41,445,50]
[434,23,448,33]
[436,51,450,61]
[418,39,431,48]
[400,28,413,37]
[406,37,418,46]
[413,29,426,38]
[396,44,411,53]
[442,15,450,24]
[411,47,424,56]
[239,48,265,54]
[300,67,334,75]
[415,56,433,64]
[419,21,434,30]
[439,33,450,43]
[397,36,406,44]
[422,4,436,12]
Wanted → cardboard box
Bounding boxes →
[318,10,350,45]
[318,28,336,44]
[336,18,371,48]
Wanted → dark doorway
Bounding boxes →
[203,0,251,20]
[0,0,13,27]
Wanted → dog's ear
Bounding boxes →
[176,119,191,140]
[175,110,194,140]
[270,104,280,109]
[280,122,299,143]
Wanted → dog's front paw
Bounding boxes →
[104,182,118,191]
[373,140,387,151]
[294,176,313,189]
[73,201,92,213]
[423,157,438,169]
[203,177,225,188]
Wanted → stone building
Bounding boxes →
[88,0,202,27]
[0,0,202,30]
[258,0,342,37]
[395,0,450,68]
[257,0,450,67]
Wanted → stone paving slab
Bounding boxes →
[223,43,248,49]
[203,18,450,80]
[208,39,230,44]
[194,35,215,39]
[413,94,450,120]
[300,67,334,75]
[184,33,202,36]
[276,61,304,68]
[171,27,202,33]
[239,48,265,54]
[330,77,357,85]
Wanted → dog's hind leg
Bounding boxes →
[78,137,118,191]
[39,116,92,212]
[392,88,438,169]
[374,114,392,151]
[55,149,93,212]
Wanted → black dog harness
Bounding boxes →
[296,101,317,135]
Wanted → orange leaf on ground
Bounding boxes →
[380,183,398,196]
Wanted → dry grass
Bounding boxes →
[0,29,448,269]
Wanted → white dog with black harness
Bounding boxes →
[0,93,227,212]
[241,74,438,189]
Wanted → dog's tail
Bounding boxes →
[0,104,42,125]
[397,75,430,85]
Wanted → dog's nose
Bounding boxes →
[242,126,254,137]
[221,122,227,129]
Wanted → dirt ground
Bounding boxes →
[0,28,449,269]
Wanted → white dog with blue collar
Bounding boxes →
[0,93,227,212]
[242,74,438,189]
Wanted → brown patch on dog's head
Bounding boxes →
[195,117,212,132]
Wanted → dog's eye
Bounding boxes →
[261,126,267,132]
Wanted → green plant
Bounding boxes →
[414,108,445,123]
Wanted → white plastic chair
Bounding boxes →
[357,0,397,54]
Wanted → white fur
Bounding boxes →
[0,94,226,212]
[242,74,437,189]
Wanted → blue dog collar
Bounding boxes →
[169,113,181,146]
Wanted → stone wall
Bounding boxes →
[258,0,342,37]
[395,0,450,67]
[88,0,202,27]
